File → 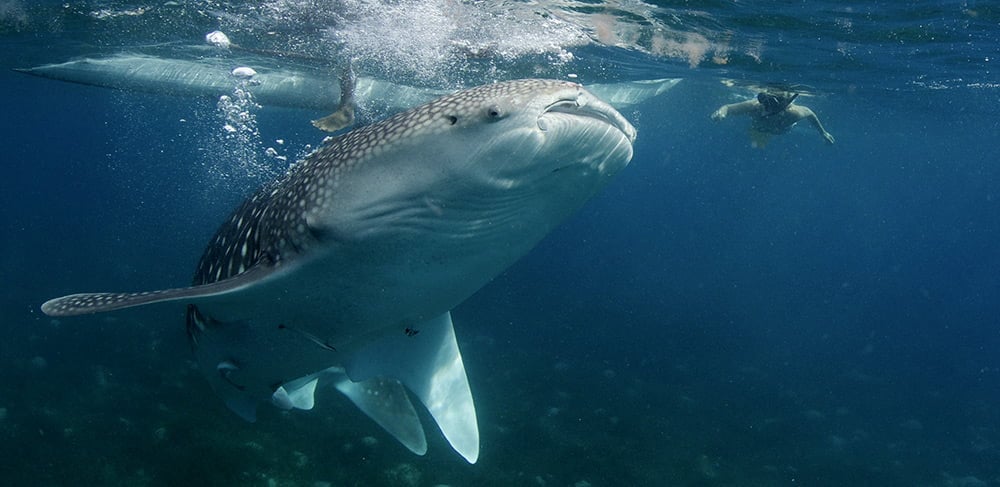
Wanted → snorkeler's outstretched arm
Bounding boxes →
[711,99,758,120]
[793,106,835,145]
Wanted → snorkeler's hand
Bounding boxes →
[823,132,835,145]
[710,108,727,120]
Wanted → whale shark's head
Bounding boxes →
[308,79,637,244]
[421,78,637,181]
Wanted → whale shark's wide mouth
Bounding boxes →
[540,91,637,143]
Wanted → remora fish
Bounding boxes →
[41,79,637,463]
[14,54,679,112]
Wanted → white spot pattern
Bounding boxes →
[191,79,578,286]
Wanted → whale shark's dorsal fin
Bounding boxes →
[311,61,357,133]
[41,264,277,316]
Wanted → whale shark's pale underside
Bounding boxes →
[41,79,637,463]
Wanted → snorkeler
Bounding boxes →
[711,90,835,148]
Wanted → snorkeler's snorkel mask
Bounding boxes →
[757,92,799,115]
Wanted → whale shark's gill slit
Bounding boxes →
[305,220,336,243]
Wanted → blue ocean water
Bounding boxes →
[1,1,999,486]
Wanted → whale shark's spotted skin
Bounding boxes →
[45,80,593,317]
[194,79,576,286]
[41,79,637,463]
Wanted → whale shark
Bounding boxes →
[41,79,637,463]
[14,54,679,114]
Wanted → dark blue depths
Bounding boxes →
[2,36,1000,487]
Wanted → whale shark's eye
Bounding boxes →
[486,104,504,121]
[445,115,458,125]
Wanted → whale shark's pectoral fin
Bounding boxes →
[41,264,277,317]
[346,312,479,463]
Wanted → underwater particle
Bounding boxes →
[573,481,592,487]
[0,1,28,30]
[153,427,167,442]
[90,6,148,19]
[802,409,826,421]
[94,365,109,388]
[602,368,616,379]
[292,450,309,468]
[30,356,47,369]
[265,147,286,161]
[361,435,378,447]
[695,454,721,479]
[382,463,421,487]
[942,474,987,487]
[941,472,988,487]
[206,30,231,48]
[0,407,7,421]
[231,67,257,79]
[827,434,847,451]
